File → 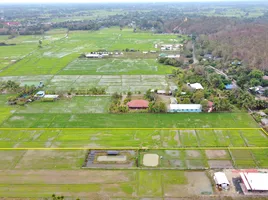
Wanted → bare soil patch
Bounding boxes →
[205,150,228,159]
[186,150,202,158]
[208,160,233,169]
[164,172,213,197]
[143,154,159,167]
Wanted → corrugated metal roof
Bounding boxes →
[169,104,202,110]
[127,100,149,108]
[240,172,268,191]
[214,172,230,185]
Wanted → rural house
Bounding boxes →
[168,104,202,112]
[127,100,149,109]
[188,83,204,90]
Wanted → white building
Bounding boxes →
[168,104,202,112]
[240,172,268,191]
[214,172,230,190]
[167,55,180,58]
[157,90,172,95]
[44,95,59,100]
[85,53,103,58]
[188,83,204,90]
[161,44,173,51]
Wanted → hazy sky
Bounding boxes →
[0,0,259,3]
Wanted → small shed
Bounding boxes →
[214,172,230,190]
[157,90,171,95]
[188,83,204,90]
[107,151,119,156]
[261,118,268,126]
[225,84,234,90]
[44,95,59,100]
[257,111,267,117]
[34,91,45,98]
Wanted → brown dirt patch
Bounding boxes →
[205,150,228,159]
[208,160,233,169]
[164,172,213,197]
[186,150,202,159]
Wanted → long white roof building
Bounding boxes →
[240,172,268,191]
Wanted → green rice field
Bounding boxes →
[60,58,174,75]
[0,28,186,76]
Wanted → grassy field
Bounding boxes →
[59,58,175,75]
[0,26,267,199]
[16,96,111,114]
[0,28,186,76]
[0,74,172,93]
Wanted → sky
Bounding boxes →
[0,0,261,3]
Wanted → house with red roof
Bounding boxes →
[127,100,149,109]
[4,21,21,27]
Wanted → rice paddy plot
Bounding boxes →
[43,75,168,93]
[0,128,266,149]
[60,58,174,75]
[16,96,111,114]
[0,113,260,128]
[0,28,186,76]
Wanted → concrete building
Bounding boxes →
[44,95,59,100]
[168,104,202,113]
[240,172,268,192]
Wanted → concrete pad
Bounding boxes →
[143,154,159,167]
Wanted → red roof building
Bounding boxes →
[127,100,149,109]
[4,21,21,26]
[263,76,268,81]
[208,101,214,108]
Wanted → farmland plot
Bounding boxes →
[60,58,174,75]
[43,75,169,93]
[16,96,111,114]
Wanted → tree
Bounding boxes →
[192,90,204,103]
[249,69,264,79]
[200,99,209,112]
[181,98,191,104]
[264,89,268,97]
[250,78,261,87]
[38,40,42,48]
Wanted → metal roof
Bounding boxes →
[169,104,202,110]
[240,172,268,191]
[214,172,230,185]
[189,83,204,90]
